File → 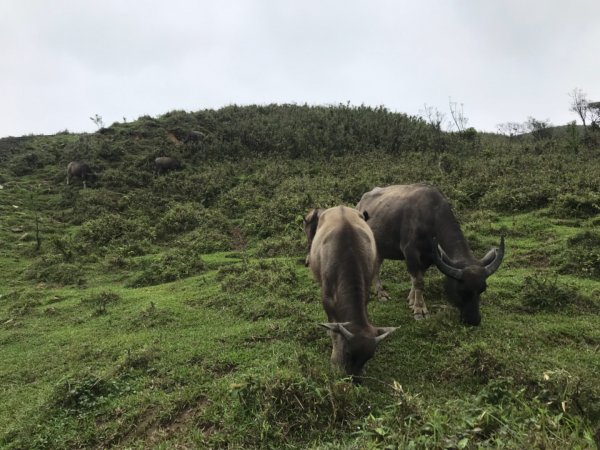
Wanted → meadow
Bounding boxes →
[0,104,599,448]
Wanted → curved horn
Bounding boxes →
[484,236,505,276]
[374,326,398,344]
[319,322,354,340]
[432,238,464,281]
[336,322,355,340]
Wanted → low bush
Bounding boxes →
[25,254,86,285]
[83,291,121,315]
[127,248,205,287]
[558,231,600,279]
[518,272,591,312]
[551,193,600,219]
[77,213,155,248]
[155,202,204,238]
[49,373,132,417]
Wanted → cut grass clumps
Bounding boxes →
[227,368,370,447]
[441,342,507,384]
[350,378,595,449]
[558,231,600,279]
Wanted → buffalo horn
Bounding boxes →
[374,327,398,343]
[484,236,505,276]
[432,238,464,280]
[319,322,355,340]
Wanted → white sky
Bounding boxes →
[1,0,599,137]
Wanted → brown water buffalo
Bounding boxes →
[304,206,397,379]
[357,184,504,326]
[66,161,95,188]
[154,156,182,175]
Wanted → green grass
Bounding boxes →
[1,105,599,448]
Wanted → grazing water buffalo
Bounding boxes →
[154,156,181,175]
[66,161,95,188]
[357,184,504,326]
[304,206,397,379]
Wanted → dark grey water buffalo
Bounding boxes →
[66,161,95,188]
[357,184,504,326]
[304,206,397,379]
[154,156,182,175]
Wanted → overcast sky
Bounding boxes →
[1,0,599,138]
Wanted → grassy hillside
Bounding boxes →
[1,104,599,449]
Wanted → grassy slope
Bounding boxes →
[0,106,599,449]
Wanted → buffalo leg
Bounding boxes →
[405,247,429,319]
[373,257,391,301]
[408,273,429,319]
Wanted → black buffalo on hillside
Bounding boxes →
[66,161,95,189]
[357,184,504,326]
[154,156,182,175]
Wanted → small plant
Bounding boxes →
[519,273,582,312]
[83,291,121,315]
[90,114,104,130]
[50,373,129,416]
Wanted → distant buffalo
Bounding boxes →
[154,156,182,175]
[66,161,95,189]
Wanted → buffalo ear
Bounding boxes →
[304,208,322,225]
[304,208,323,246]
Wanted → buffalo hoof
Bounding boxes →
[376,290,392,302]
[413,312,429,320]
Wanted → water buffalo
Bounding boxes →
[357,184,504,326]
[154,156,181,175]
[304,206,397,379]
[66,161,95,189]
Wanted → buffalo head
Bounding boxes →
[432,236,505,326]
[319,322,396,379]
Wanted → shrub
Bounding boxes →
[175,227,232,254]
[156,202,203,238]
[551,193,600,219]
[480,185,551,212]
[217,259,299,297]
[77,213,155,247]
[127,248,205,287]
[50,374,130,416]
[83,291,121,315]
[558,231,600,279]
[518,273,589,312]
[25,254,86,285]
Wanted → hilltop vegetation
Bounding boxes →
[0,104,599,449]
